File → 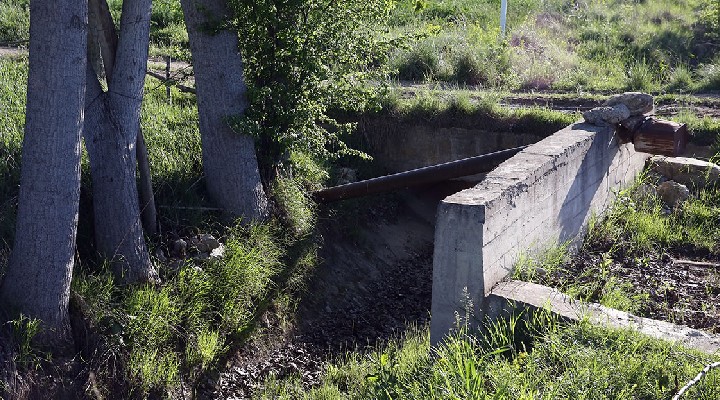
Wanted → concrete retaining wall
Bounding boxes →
[362,124,544,173]
[430,122,650,344]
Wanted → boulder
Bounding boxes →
[210,244,226,259]
[198,234,220,252]
[172,239,187,258]
[604,92,654,116]
[649,156,720,188]
[657,181,690,208]
[582,104,630,126]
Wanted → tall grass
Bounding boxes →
[0,0,28,44]
[0,58,26,258]
[389,0,716,91]
[256,314,720,399]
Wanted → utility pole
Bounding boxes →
[500,0,508,36]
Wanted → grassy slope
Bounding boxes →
[389,0,719,91]
[0,57,316,396]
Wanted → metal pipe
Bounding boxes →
[314,146,527,203]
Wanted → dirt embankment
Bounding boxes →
[202,182,472,399]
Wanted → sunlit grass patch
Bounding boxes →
[256,315,720,399]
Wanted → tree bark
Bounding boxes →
[83,0,158,283]
[88,0,158,237]
[0,0,87,343]
[137,129,158,235]
[180,0,268,221]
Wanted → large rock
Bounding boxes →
[657,181,690,207]
[604,92,654,116]
[582,104,630,126]
[649,156,720,188]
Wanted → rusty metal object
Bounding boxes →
[314,146,527,203]
[617,116,689,157]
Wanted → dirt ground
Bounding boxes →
[540,242,720,335]
[199,182,474,399]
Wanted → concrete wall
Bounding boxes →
[362,124,543,173]
[430,122,650,344]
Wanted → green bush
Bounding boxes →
[625,59,658,91]
[698,61,720,91]
[0,0,29,44]
[394,41,443,81]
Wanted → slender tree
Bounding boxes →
[180,0,268,221]
[83,0,158,283]
[0,0,87,343]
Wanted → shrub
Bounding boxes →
[394,41,442,81]
[0,0,29,44]
[666,64,695,92]
[625,59,657,91]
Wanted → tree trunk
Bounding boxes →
[0,0,87,343]
[83,0,158,283]
[88,0,158,236]
[180,0,268,221]
[137,129,158,235]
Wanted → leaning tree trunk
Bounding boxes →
[83,0,158,283]
[0,0,87,344]
[180,0,268,221]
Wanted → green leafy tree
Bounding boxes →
[231,0,396,182]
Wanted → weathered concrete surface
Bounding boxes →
[649,155,720,188]
[430,122,649,344]
[487,281,720,355]
[362,124,543,173]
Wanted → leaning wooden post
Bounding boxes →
[165,55,171,104]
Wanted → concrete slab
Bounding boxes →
[487,281,720,355]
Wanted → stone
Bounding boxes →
[198,234,220,252]
[210,243,226,259]
[656,181,690,207]
[172,239,187,258]
[582,104,630,126]
[604,92,654,116]
[153,248,167,263]
[649,156,720,188]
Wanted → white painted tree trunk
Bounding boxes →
[83,0,158,283]
[180,0,268,221]
[0,0,87,342]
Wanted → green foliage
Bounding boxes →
[108,0,189,60]
[385,0,717,90]
[595,182,720,254]
[0,58,26,254]
[384,90,576,135]
[256,317,720,399]
[513,242,570,281]
[9,314,42,369]
[0,0,28,44]
[74,221,284,394]
[231,0,395,181]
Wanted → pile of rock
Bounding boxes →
[583,92,654,126]
[640,156,720,208]
[166,233,226,262]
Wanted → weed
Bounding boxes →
[255,317,720,399]
[9,314,41,369]
[626,59,657,91]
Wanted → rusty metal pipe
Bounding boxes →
[314,146,527,203]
